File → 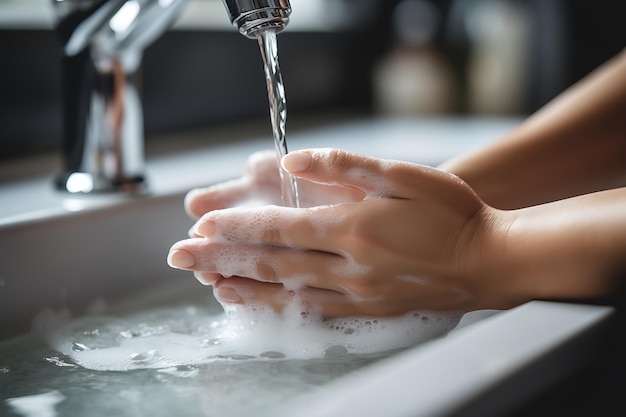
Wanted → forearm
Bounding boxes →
[497,187,626,304]
[441,49,626,209]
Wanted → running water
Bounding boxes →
[258,30,300,208]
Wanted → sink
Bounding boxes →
[0,117,614,416]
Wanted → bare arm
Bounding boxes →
[440,49,626,209]
[490,188,626,306]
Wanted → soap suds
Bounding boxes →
[35,299,461,372]
[5,390,66,417]
[330,253,374,277]
[396,274,430,286]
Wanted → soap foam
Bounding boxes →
[5,390,66,417]
[208,205,299,248]
[35,299,461,372]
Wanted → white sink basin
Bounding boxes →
[0,117,614,416]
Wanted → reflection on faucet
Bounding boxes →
[52,0,189,193]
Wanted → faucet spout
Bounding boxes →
[222,0,291,39]
[52,0,189,193]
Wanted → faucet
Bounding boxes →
[222,0,291,39]
[52,0,291,194]
[52,0,190,193]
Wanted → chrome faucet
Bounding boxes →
[222,0,291,39]
[52,0,291,194]
[52,0,190,193]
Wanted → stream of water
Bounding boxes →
[258,30,300,208]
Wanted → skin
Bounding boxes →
[168,50,626,317]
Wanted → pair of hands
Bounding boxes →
[168,148,518,317]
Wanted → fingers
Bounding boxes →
[281,149,394,198]
[212,277,358,317]
[185,150,281,218]
[193,271,223,286]
[168,237,345,291]
[213,276,474,317]
[185,178,251,219]
[194,204,351,254]
[282,148,467,201]
[213,277,295,309]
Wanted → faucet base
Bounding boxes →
[55,172,147,195]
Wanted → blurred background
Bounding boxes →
[0,0,624,161]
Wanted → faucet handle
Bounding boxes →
[222,0,291,38]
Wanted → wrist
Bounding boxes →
[454,205,528,310]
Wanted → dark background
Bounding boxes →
[0,0,624,159]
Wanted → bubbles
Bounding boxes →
[330,253,374,278]
[71,342,90,352]
[44,357,76,368]
[157,365,200,378]
[129,350,158,363]
[201,338,222,347]
[322,345,349,359]
[36,300,460,372]
[260,351,286,359]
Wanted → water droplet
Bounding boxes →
[260,351,285,359]
[201,338,222,347]
[72,342,91,352]
[129,350,157,362]
[322,345,348,358]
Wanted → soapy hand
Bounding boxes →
[169,149,519,316]
[184,150,364,219]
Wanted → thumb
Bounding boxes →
[282,148,393,197]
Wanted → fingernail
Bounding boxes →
[216,286,242,303]
[168,249,195,269]
[193,271,211,286]
[282,151,312,173]
[197,219,216,237]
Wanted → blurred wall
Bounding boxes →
[0,0,623,160]
[0,28,389,160]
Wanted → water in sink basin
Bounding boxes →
[1,333,382,417]
[1,294,460,417]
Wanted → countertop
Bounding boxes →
[0,117,519,227]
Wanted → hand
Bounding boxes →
[184,150,364,219]
[169,149,518,316]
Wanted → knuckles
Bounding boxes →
[342,275,384,300]
[256,261,279,282]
